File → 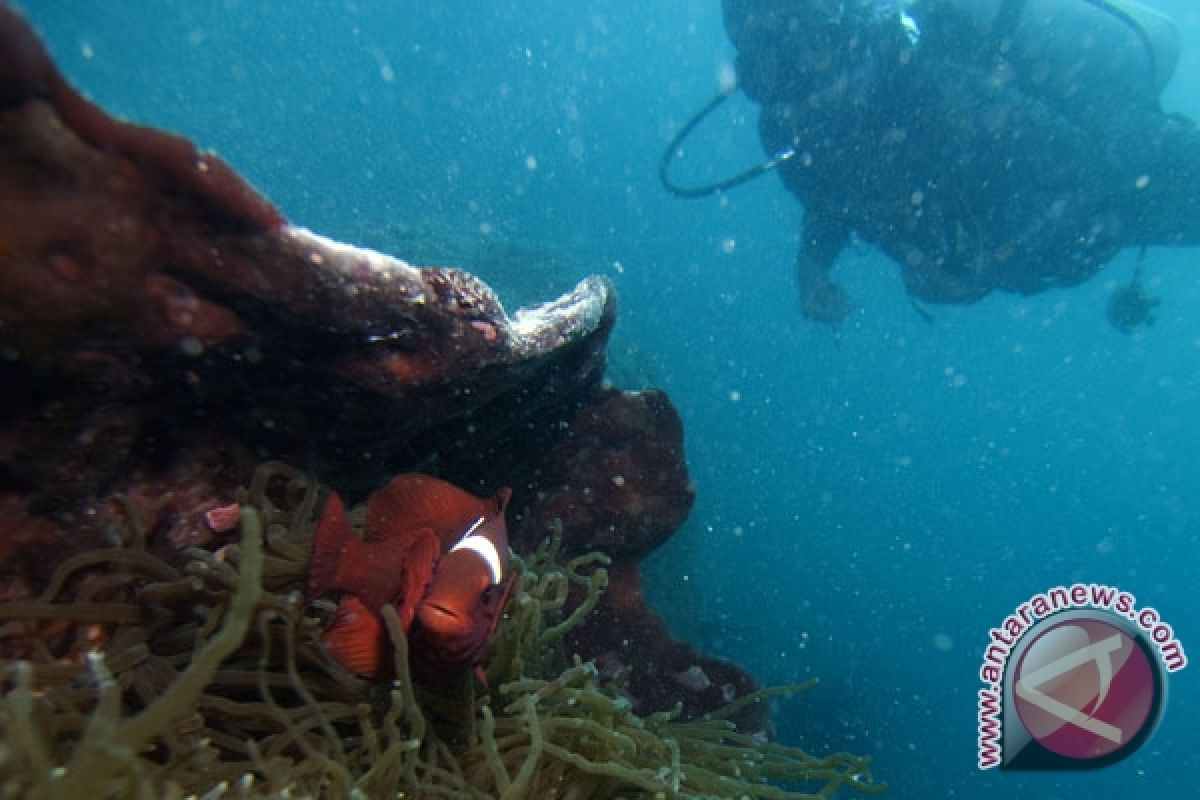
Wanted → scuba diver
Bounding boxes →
[663,0,1200,323]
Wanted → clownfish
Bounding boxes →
[306,473,514,680]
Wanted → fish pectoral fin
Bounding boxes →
[470,575,518,687]
[482,573,518,640]
[323,595,386,678]
[392,527,441,632]
[474,663,490,689]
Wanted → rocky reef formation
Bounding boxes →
[0,464,880,798]
[0,5,881,797]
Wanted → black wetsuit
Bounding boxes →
[723,0,1200,316]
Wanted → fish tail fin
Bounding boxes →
[307,491,354,602]
[323,595,386,678]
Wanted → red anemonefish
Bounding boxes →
[306,473,514,680]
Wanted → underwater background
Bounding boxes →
[15,1,1199,797]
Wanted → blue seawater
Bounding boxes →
[17,1,1200,797]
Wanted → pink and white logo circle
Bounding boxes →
[1013,617,1158,761]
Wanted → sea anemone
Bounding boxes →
[0,462,881,798]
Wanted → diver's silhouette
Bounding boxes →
[685,0,1200,323]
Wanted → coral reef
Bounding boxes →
[0,3,613,485]
[0,464,882,798]
[567,559,769,731]
[516,388,694,560]
[348,217,594,312]
[0,1,750,731]
[0,5,881,791]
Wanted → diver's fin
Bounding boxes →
[909,297,935,324]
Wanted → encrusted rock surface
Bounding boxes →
[0,4,759,728]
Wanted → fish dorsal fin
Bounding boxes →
[366,473,493,544]
[493,486,512,515]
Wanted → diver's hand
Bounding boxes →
[799,271,853,324]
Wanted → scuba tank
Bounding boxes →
[934,0,1180,110]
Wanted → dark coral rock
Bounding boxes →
[0,0,612,637]
[0,2,614,489]
[570,561,768,733]
[515,388,695,560]
[503,387,753,728]
[0,3,761,731]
